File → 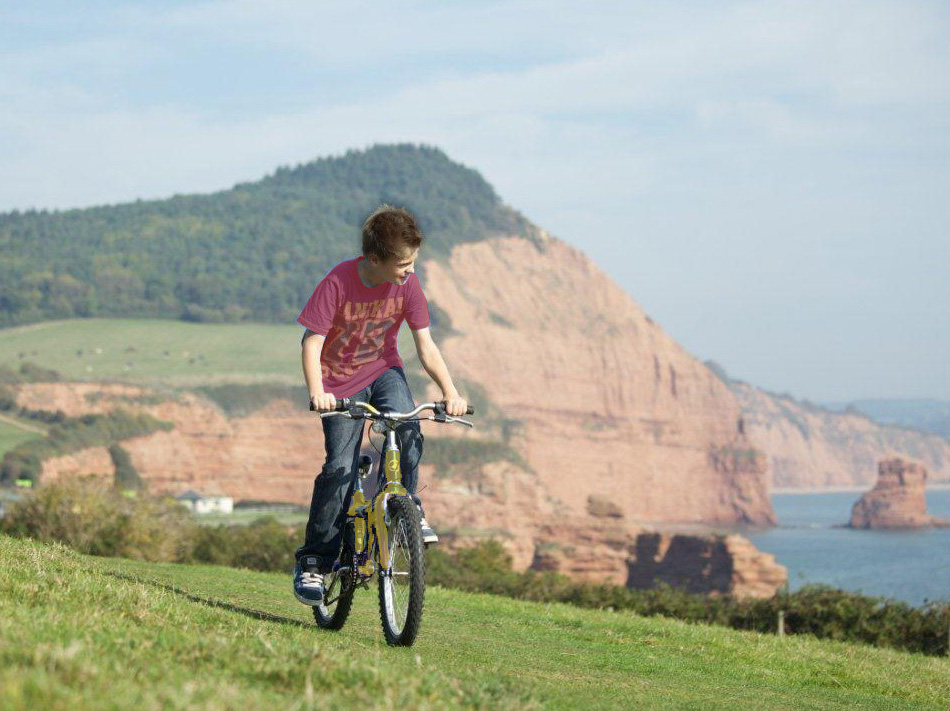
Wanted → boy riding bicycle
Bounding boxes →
[293,205,468,605]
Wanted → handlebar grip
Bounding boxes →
[309,397,349,412]
[434,402,475,415]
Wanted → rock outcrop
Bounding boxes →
[626,532,787,599]
[731,383,950,490]
[528,514,786,598]
[849,456,950,529]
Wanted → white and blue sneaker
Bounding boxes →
[293,556,324,606]
[419,515,439,545]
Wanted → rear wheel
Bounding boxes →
[313,524,355,630]
[378,496,426,646]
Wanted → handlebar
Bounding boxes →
[310,399,475,427]
[310,398,474,416]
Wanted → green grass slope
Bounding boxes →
[0,416,42,458]
[1,535,947,710]
[0,318,422,387]
[0,318,302,385]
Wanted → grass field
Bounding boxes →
[0,415,44,459]
[0,318,422,388]
[1,535,948,710]
[0,319,304,385]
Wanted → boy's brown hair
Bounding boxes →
[361,205,423,261]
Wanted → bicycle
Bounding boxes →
[309,398,474,646]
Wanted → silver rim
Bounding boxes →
[383,516,413,633]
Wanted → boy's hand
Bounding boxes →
[310,392,337,413]
[443,395,468,417]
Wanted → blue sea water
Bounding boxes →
[745,490,950,607]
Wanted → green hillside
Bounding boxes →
[1,535,947,710]
[0,318,303,386]
[0,144,534,327]
[0,416,41,459]
[0,318,424,389]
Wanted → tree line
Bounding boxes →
[0,144,533,326]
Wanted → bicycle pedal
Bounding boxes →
[358,454,372,479]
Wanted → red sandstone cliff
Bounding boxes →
[420,235,775,527]
[14,237,775,527]
[849,456,950,529]
[732,383,950,490]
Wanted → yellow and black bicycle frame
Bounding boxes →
[345,402,409,579]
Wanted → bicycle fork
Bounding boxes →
[374,428,409,575]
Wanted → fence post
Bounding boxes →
[778,610,785,638]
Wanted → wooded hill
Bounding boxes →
[0,144,533,326]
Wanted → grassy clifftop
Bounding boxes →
[1,535,947,710]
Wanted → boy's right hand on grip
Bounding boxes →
[309,392,338,413]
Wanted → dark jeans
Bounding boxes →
[295,366,423,572]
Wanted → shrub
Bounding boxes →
[18,362,62,383]
[109,444,144,491]
[0,478,196,562]
[0,366,23,385]
[0,385,18,410]
[191,517,301,572]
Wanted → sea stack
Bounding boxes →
[849,456,949,529]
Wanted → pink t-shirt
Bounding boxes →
[297,257,430,398]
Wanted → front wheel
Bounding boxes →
[378,496,426,646]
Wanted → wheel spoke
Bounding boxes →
[385,515,414,634]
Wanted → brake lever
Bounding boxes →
[320,410,365,420]
[424,415,474,428]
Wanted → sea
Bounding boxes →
[742,489,950,607]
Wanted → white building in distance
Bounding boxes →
[175,490,234,515]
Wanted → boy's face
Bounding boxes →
[369,246,419,286]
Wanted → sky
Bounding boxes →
[1,0,948,402]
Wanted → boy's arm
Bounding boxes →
[411,327,467,416]
[301,330,336,412]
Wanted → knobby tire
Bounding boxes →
[378,496,426,646]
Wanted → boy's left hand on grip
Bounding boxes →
[441,396,471,417]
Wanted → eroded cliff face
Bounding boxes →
[625,532,787,599]
[421,235,774,526]
[16,383,322,504]
[849,457,950,529]
[732,383,950,489]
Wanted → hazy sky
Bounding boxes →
[2,1,948,401]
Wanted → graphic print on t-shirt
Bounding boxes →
[322,296,405,381]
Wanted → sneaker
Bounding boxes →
[293,556,324,606]
[419,515,439,545]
